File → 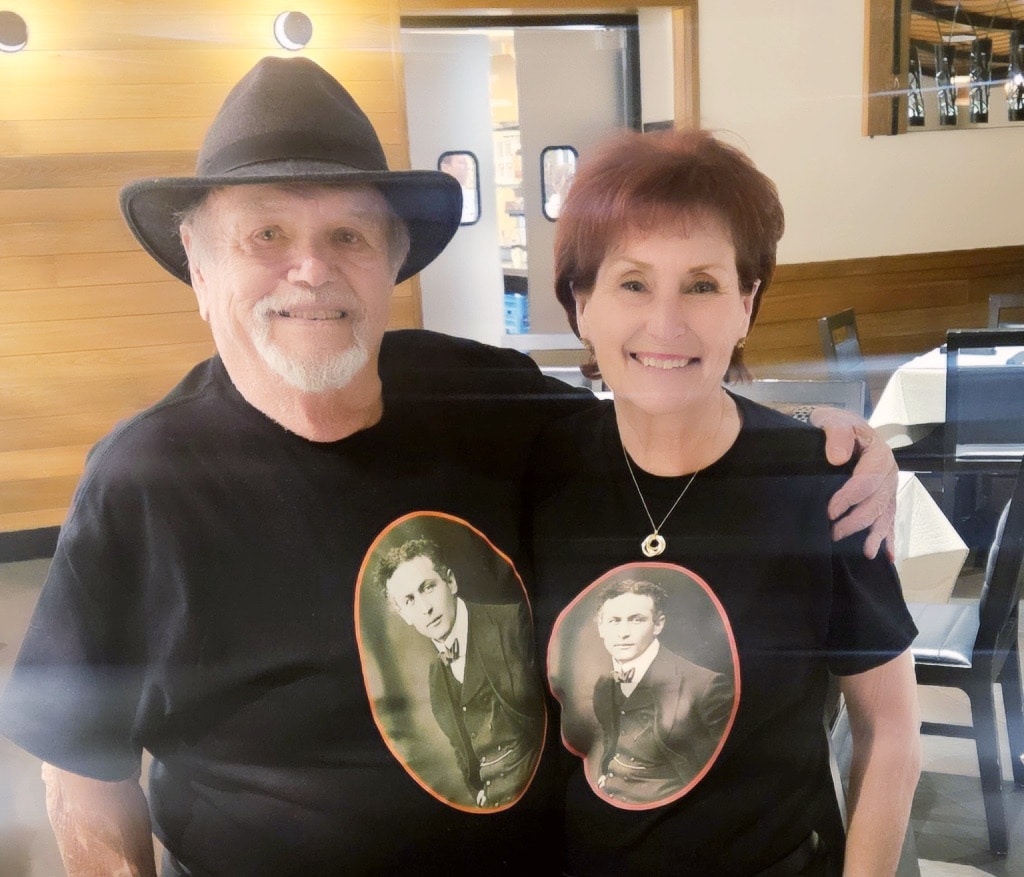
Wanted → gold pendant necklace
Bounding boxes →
[621,443,699,558]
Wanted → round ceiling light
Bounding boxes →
[0,11,28,53]
[274,11,312,51]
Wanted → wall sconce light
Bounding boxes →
[934,43,958,126]
[274,11,312,51]
[907,45,925,127]
[968,37,992,123]
[0,10,28,53]
[1007,24,1024,122]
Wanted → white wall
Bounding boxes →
[698,0,1024,264]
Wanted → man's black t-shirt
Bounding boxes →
[0,330,593,876]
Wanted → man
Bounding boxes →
[591,579,733,805]
[377,537,544,810]
[0,56,897,876]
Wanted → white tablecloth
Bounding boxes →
[869,346,1024,448]
[893,471,968,603]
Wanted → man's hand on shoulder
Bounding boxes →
[808,406,897,562]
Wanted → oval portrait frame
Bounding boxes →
[547,561,740,810]
[356,511,546,813]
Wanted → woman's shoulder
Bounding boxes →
[728,393,837,476]
[528,400,613,483]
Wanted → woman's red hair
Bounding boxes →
[553,128,784,382]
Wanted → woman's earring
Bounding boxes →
[735,337,746,350]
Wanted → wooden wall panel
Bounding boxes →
[1,0,409,533]
[744,246,1024,407]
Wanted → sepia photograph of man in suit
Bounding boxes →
[378,537,545,809]
[592,578,734,806]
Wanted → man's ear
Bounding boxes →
[180,225,209,322]
[653,614,666,637]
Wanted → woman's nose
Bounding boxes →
[646,295,688,339]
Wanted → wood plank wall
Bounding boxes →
[1,0,413,533]
[745,245,1024,399]
[4,0,1024,536]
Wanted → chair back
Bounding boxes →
[987,292,1024,328]
[817,309,872,416]
[817,308,864,363]
[976,457,1024,660]
[728,378,869,417]
[944,328,1024,459]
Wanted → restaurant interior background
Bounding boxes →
[3,0,1024,542]
[2,2,1024,873]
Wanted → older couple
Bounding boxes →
[0,57,913,876]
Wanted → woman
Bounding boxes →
[528,129,921,876]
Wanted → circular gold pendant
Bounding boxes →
[641,533,666,558]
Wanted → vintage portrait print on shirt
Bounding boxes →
[547,562,739,810]
[356,512,546,813]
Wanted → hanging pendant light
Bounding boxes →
[908,45,926,126]
[1007,23,1024,122]
[935,43,959,126]
[969,37,992,123]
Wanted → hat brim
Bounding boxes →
[119,167,463,286]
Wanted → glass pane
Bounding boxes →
[438,151,481,225]
[541,146,578,221]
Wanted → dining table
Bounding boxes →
[869,343,1024,449]
[892,471,968,604]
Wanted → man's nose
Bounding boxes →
[287,237,335,287]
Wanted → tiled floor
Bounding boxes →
[1,557,1022,876]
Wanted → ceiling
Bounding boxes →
[910,0,1024,76]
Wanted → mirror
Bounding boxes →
[864,0,1024,135]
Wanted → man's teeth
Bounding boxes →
[634,354,693,369]
[276,309,348,320]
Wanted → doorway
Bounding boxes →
[401,16,640,348]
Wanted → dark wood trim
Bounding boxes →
[864,0,904,136]
[775,245,1024,283]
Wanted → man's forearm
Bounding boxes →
[41,762,158,877]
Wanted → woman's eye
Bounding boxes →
[690,278,719,294]
[254,228,280,243]
[621,279,646,293]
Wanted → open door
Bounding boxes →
[402,31,504,346]
[402,18,640,348]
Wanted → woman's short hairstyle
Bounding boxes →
[553,128,784,382]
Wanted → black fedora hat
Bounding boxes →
[120,56,462,285]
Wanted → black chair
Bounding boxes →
[728,378,870,418]
[907,457,1024,855]
[817,309,873,416]
[942,328,1024,553]
[988,292,1024,328]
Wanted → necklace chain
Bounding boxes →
[621,443,699,558]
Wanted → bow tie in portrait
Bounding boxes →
[614,667,635,684]
[440,639,460,665]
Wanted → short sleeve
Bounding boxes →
[825,532,918,677]
[0,470,145,781]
